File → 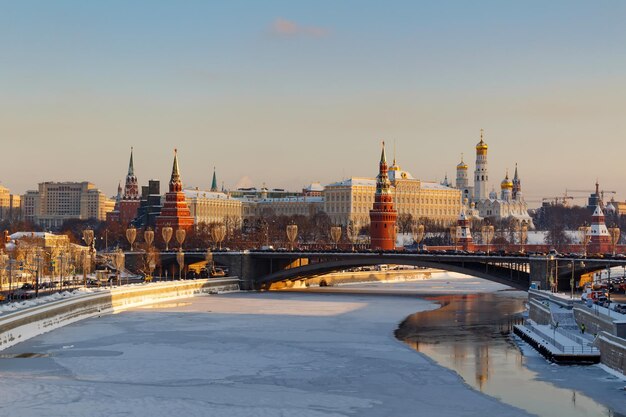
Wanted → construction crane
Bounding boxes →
[565,189,617,202]
[541,196,574,206]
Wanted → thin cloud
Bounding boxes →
[269,18,330,38]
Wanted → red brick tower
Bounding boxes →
[588,205,611,254]
[155,149,194,236]
[369,142,397,250]
[119,147,141,225]
[106,148,141,225]
[456,206,474,251]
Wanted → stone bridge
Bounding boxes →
[123,251,626,291]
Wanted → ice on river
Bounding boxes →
[0,281,535,417]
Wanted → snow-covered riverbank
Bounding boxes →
[0,280,533,417]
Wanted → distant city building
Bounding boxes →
[252,196,324,218]
[134,180,162,229]
[155,150,194,235]
[184,188,243,225]
[0,185,22,222]
[302,182,324,197]
[107,148,141,226]
[23,182,113,229]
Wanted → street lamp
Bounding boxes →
[175,228,186,251]
[82,250,91,287]
[449,226,459,252]
[126,226,137,251]
[411,224,425,251]
[211,224,226,250]
[144,228,154,249]
[330,226,342,250]
[578,225,591,257]
[114,249,125,287]
[206,248,214,276]
[481,224,495,255]
[162,226,173,251]
[286,224,298,251]
[0,251,7,292]
[176,250,185,280]
[520,222,528,254]
[347,220,360,252]
[609,226,620,256]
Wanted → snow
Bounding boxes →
[0,282,534,417]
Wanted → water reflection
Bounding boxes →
[396,292,620,417]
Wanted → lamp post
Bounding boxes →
[286,224,298,251]
[411,224,425,251]
[330,226,342,250]
[176,250,185,280]
[520,223,528,254]
[206,248,214,276]
[147,250,156,282]
[126,226,137,251]
[175,228,186,251]
[449,226,459,252]
[578,225,591,257]
[211,224,226,250]
[162,226,173,251]
[114,249,125,287]
[482,224,495,255]
[0,251,6,292]
[609,226,620,257]
[144,228,154,249]
[82,250,91,287]
[34,249,42,298]
[347,220,360,252]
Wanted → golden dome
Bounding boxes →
[456,153,468,169]
[501,172,513,190]
[476,129,488,152]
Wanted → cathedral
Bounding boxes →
[455,130,533,227]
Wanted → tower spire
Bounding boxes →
[380,140,387,164]
[211,166,218,192]
[128,147,135,176]
[170,148,182,192]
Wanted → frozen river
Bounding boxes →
[0,274,623,416]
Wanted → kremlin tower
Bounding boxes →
[473,129,489,202]
[456,206,474,251]
[106,148,141,226]
[588,205,611,254]
[155,149,194,237]
[369,142,397,251]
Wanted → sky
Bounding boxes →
[1,1,625,207]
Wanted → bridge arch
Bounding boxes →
[256,256,530,291]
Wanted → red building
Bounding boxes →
[456,206,474,251]
[155,149,194,237]
[107,148,141,226]
[588,205,611,254]
[369,142,397,250]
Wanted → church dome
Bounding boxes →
[501,173,513,190]
[475,129,488,152]
[457,159,468,170]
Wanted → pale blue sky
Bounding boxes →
[1,1,625,206]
